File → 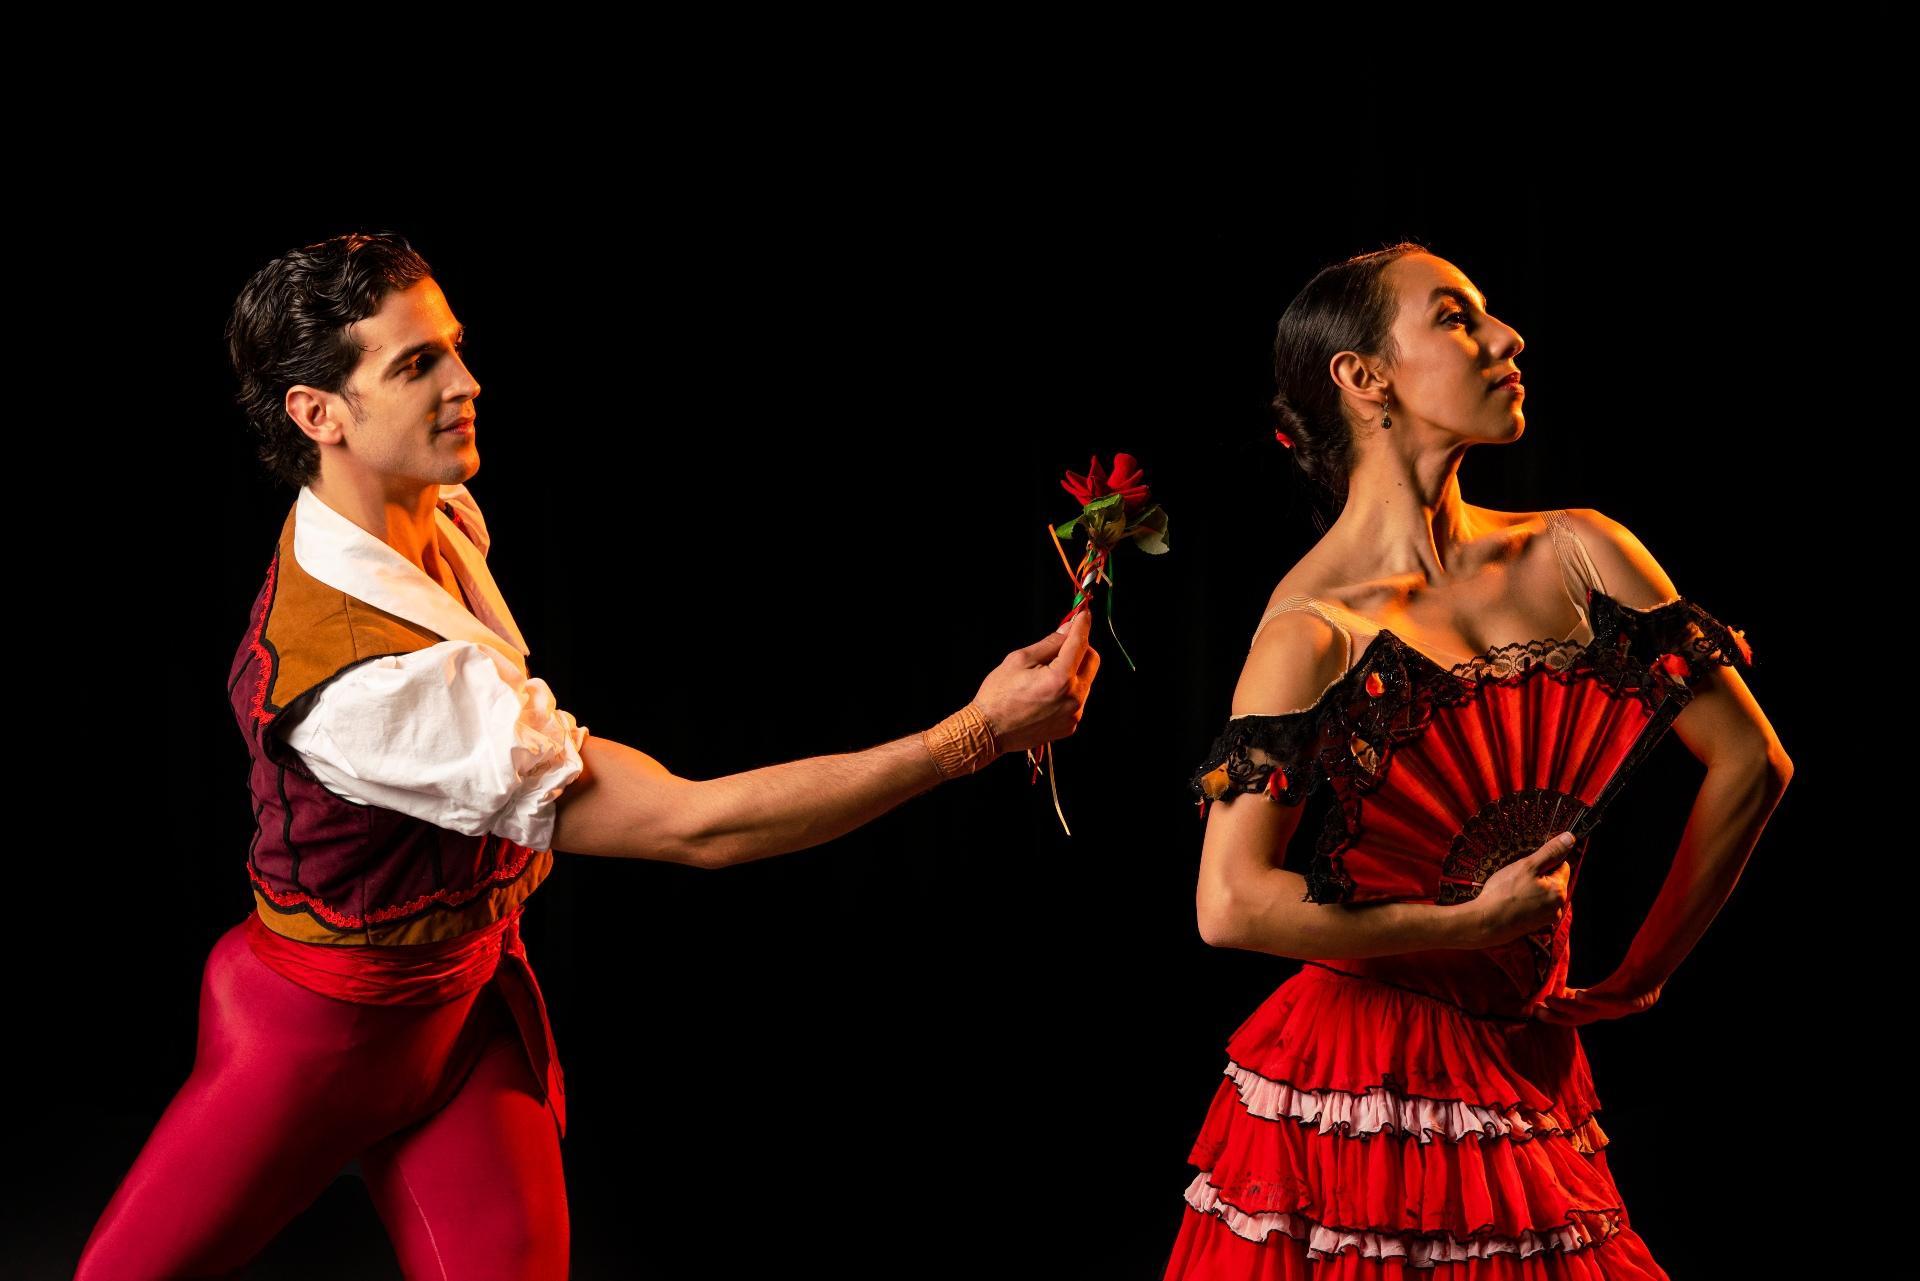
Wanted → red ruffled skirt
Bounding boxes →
[1164,963,1669,1279]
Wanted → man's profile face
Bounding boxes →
[329,277,481,491]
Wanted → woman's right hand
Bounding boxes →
[1465,832,1577,947]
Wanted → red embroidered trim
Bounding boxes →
[248,553,280,726]
[246,841,539,930]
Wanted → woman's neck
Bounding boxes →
[1327,447,1483,590]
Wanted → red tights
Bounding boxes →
[74,919,569,1280]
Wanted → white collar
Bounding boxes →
[292,483,531,668]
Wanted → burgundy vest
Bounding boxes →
[228,499,557,948]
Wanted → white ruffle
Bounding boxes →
[1223,1060,1600,1147]
[1183,1174,1608,1261]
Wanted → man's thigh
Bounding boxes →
[73,923,403,1278]
[359,998,570,1281]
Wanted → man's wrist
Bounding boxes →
[921,702,1001,780]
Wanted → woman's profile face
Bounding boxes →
[1377,254,1527,444]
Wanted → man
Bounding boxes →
[75,231,1098,1280]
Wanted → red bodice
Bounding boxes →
[1193,589,1755,1016]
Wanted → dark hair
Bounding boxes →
[1272,239,1431,533]
[227,231,435,488]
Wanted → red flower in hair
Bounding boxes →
[1274,428,1294,449]
[1061,452,1151,514]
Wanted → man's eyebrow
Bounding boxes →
[380,325,466,379]
[1429,285,1489,313]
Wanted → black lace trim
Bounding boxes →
[1190,591,1755,906]
[1190,710,1323,808]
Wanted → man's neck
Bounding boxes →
[307,472,446,580]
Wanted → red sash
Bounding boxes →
[243,908,567,1136]
[245,909,516,1005]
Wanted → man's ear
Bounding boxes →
[285,384,347,448]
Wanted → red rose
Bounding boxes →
[1060,455,1107,507]
[1106,453,1151,512]
[1061,452,1151,514]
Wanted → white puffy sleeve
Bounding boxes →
[278,640,589,850]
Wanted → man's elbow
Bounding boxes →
[548,769,727,867]
[646,810,730,869]
[665,786,746,870]
[676,835,738,870]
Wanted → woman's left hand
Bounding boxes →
[1529,972,1664,1026]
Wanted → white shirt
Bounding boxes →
[276,483,589,851]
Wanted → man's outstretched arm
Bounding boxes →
[548,611,1100,868]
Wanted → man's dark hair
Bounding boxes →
[227,232,435,488]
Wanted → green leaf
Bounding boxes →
[1080,494,1128,548]
[1054,516,1082,541]
[1127,505,1171,555]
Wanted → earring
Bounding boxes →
[1380,394,1392,430]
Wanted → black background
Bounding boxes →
[16,150,1830,1279]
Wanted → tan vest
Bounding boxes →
[228,500,555,947]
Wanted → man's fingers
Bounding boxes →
[1049,610,1092,673]
[1014,633,1067,666]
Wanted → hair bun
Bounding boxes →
[1271,395,1308,451]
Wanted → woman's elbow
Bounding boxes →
[1195,887,1243,949]
[1769,746,1795,786]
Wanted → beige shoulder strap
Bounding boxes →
[1248,593,1367,665]
[1545,509,1607,627]
[1232,594,1364,719]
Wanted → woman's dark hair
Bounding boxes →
[1273,239,1431,533]
[227,232,435,489]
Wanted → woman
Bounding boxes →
[1163,243,1792,1278]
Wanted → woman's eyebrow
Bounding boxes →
[1429,285,1488,312]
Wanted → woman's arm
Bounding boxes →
[1198,797,1491,958]
[1550,509,1795,1003]
[548,612,1100,868]
[1602,751,1789,1003]
[1195,609,1488,959]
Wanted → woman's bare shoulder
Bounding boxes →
[1554,507,1683,608]
[1476,504,1557,545]
[1235,606,1352,718]
[1259,538,1353,614]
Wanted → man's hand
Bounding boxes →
[972,609,1101,756]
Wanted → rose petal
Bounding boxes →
[1109,453,1146,490]
[1086,455,1110,497]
